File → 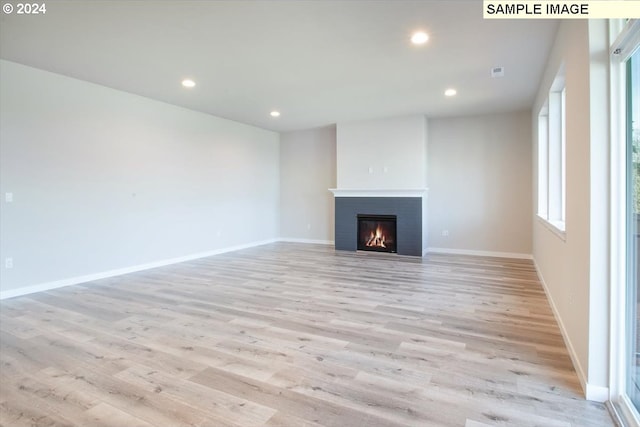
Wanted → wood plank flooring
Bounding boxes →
[0,242,614,426]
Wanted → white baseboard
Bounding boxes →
[278,238,334,245]
[585,384,609,403]
[533,259,609,402]
[427,247,533,260]
[0,238,279,300]
[533,259,587,390]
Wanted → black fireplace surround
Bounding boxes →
[335,197,422,256]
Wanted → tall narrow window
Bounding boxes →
[538,108,549,218]
[561,88,567,221]
[537,69,566,235]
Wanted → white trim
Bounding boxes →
[609,19,639,424]
[534,258,599,401]
[279,238,334,245]
[609,19,640,425]
[427,247,533,260]
[611,19,640,61]
[534,259,587,392]
[422,247,429,257]
[586,384,610,403]
[0,238,279,300]
[329,188,428,198]
[536,214,567,241]
[610,44,629,416]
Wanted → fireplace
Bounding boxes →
[357,214,397,253]
[332,192,425,256]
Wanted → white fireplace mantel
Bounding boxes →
[328,188,428,198]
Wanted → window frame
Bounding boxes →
[537,67,567,240]
[609,18,640,427]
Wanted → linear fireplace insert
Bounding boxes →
[357,214,397,253]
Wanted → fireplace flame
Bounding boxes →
[366,225,387,248]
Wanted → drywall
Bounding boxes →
[0,60,280,295]
[279,126,336,243]
[428,111,532,256]
[336,115,427,189]
[531,20,609,400]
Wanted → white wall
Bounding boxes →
[280,126,336,243]
[531,21,609,401]
[428,112,532,256]
[0,60,280,296]
[336,115,427,189]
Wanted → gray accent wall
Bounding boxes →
[335,197,422,256]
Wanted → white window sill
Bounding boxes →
[537,215,566,241]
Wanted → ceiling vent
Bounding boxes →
[491,66,505,78]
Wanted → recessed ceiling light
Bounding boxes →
[444,88,457,97]
[181,79,196,88]
[411,31,429,45]
[270,111,281,117]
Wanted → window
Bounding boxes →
[625,42,640,416]
[537,69,566,236]
[611,18,640,427]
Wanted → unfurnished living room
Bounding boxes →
[0,1,636,426]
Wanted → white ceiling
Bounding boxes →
[0,1,558,132]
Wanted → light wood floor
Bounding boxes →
[0,242,614,426]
